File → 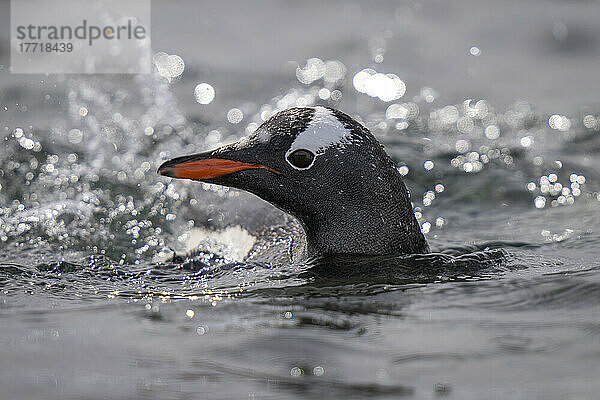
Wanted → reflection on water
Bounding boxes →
[2,0,600,398]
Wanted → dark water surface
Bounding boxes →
[2,1,600,399]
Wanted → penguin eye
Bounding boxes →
[286,149,315,170]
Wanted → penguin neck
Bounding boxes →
[298,180,430,257]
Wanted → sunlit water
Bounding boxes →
[2,2,600,399]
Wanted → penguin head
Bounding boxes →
[158,106,405,225]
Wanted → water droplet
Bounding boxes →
[194,83,215,104]
[583,114,597,129]
[226,108,243,124]
[469,46,481,56]
[421,221,431,233]
[549,114,571,131]
[196,326,208,335]
[296,58,325,84]
[353,68,405,101]
[534,196,546,209]
[19,137,34,150]
[455,139,471,153]
[153,52,185,82]
[68,128,83,144]
[520,136,533,147]
[318,88,331,100]
[330,90,343,101]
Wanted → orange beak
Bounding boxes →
[157,158,279,180]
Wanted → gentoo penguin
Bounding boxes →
[158,106,430,259]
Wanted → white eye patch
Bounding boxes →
[285,106,353,170]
